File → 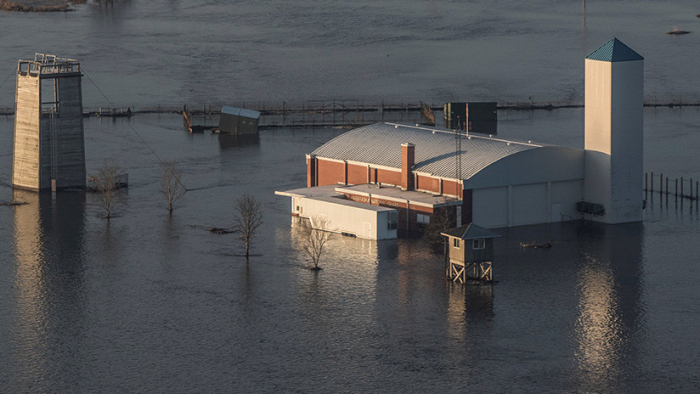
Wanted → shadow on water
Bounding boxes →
[9,190,87,393]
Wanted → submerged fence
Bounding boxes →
[645,172,700,202]
[2,97,700,128]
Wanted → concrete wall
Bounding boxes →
[12,73,85,191]
[12,74,41,190]
[584,58,643,224]
[53,76,86,189]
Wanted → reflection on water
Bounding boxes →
[218,134,260,150]
[2,114,697,391]
[10,190,86,392]
[446,283,494,346]
[573,223,644,392]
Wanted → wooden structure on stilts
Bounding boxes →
[441,223,501,284]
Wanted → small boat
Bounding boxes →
[666,28,691,35]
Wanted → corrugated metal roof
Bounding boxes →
[441,223,502,240]
[311,122,542,181]
[221,105,261,119]
[586,38,643,62]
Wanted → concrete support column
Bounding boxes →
[507,185,513,226]
[401,143,415,190]
[306,154,316,188]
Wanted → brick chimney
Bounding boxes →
[401,143,415,190]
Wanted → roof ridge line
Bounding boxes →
[382,122,542,147]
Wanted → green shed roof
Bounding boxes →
[586,38,643,62]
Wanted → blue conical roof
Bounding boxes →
[586,38,643,62]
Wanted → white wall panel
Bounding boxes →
[472,187,508,228]
[511,183,547,226]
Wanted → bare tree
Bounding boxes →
[423,206,456,250]
[299,216,335,270]
[234,194,263,258]
[89,163,125,219]
[160,161,186,213]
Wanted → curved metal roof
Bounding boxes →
[311,122,544,181]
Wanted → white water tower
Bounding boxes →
[583,38,644,224]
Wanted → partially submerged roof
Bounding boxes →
[276,184,460,209]
[586,38,643,62]
[336,184,461,208]
[275,185,395,212]
[441,223,501,240]
[312,122,545,180]
[221,105,261,119]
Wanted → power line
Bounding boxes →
[0,66,17,93]
[81,68,188,192]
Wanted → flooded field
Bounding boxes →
[1,0,700,109]
[1,0,700,390]
[0,108,699,392]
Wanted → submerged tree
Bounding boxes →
[234,194,263,258]
[159,160,186,213]
[422,206,456,250]
[299,216,334,270]
[89,163,125,219]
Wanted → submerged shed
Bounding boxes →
[441,223,501,283]
[218,105,260,135]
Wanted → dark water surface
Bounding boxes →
[0,108,699,392]
[0,0,700,107]
[1,1,700,391]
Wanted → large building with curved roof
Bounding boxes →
[277,38,643,238]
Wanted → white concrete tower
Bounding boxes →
[12,54,86,192]
[584,38,644,224]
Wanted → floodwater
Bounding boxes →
[1,0,700,392]
[0,0,700,108]
[0,107,699,392]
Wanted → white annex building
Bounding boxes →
[277,38,644,239]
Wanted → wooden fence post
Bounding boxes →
[691,178,694,200]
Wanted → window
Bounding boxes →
[416,213,430,224]
[473,238,485,249]
[388,211,398,230]
[453,238,460,248]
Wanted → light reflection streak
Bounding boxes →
[573,223,644,391]
[10,190,87,391]
[11,190,49,388]
[575,257,622,383]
